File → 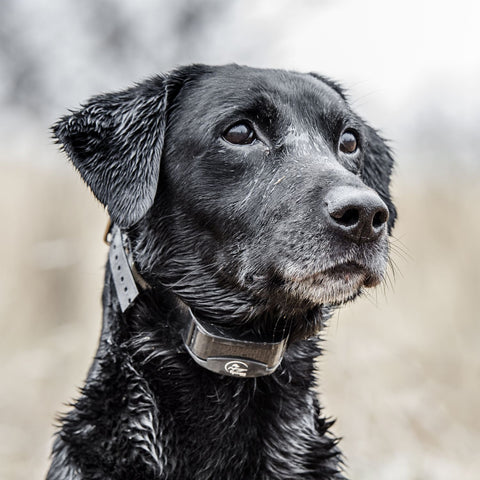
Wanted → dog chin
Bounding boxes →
[284,262,382,306]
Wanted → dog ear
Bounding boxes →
[362,125,397,231]
[308,72,347,100]
[52,77,169,227]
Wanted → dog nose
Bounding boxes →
[325,186,389,242]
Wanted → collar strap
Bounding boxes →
[105,222,289,377]
[107,223,150,312]
[184,310,288,377]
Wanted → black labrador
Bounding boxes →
[47,64,396,480]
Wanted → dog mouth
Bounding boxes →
[283,261,382,305]
[295,262,381,286]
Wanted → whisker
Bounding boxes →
[389,235,412,261]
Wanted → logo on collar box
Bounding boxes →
[224,360,249,377]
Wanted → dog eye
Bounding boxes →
[222,122,256,145]
[339,130,358,154]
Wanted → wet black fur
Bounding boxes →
[48,64,396,479]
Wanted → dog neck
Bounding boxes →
[105,223,290,378]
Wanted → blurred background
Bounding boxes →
[1,0,479,479]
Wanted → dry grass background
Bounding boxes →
[0,154,479,480]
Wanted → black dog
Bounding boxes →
[47,64,396,480]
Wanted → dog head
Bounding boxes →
[54,64,396,339]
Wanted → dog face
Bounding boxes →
[54,64,396,339]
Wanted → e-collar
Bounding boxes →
[105,223,289,378]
